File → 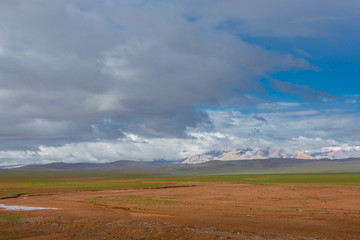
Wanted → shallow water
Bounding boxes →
[0,204,57,211]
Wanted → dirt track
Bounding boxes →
[1,183,359,239]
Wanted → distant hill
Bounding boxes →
[16,160,173,171]
[164,158,360,175]
[12,158,360,175]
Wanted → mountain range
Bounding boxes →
[7,158,360,175]
[3,147,360,175]
[182,147,360,164]
[15,160,172,171]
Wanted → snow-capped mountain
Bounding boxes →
[181,147,360,164]
[309,146,360,159]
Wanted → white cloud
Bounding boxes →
[346,99,358,104]
[258,102,302,110]
[2,104,360,166]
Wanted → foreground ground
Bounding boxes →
[0,172,359,239]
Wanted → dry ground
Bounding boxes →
[0,183,359,239]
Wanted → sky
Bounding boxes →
[0,0,360,165]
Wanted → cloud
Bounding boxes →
[0,1,359,164]
[269,79,335,101]
[206,107,360,149]
[1,104,360,166]
[258,102,302,110]
[0,1,318,149]
[294,48,312,58]
[197,0,359,38]
[253,115,267,122]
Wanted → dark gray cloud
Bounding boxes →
[0,0,318,150]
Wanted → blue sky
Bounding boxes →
[219,14,360,113]
[0,1,359,165]
[266,38,360,96]
[216,9,360,96]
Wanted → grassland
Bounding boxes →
[0,170,172,199]
[0,213,22,221]
[0,170,359,199]
[162,172,360,185]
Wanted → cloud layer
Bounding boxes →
[0,1,359,165]
[2,105,360,166]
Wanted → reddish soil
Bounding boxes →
[0,183,359,239]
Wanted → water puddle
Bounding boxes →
[0,204,57,211]
[112,189,134,193]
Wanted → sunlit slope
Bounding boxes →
[163,158,360,175]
